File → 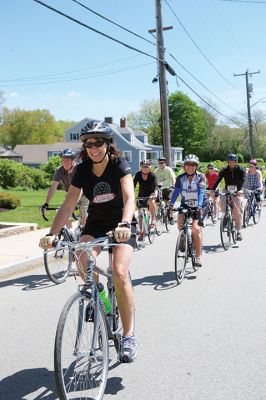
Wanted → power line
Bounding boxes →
[72,0,156,46]
[169,53,243,116]
[0,53,152,82]
[175,73,242,126]
[33,0,162,62]
[164,0,239,90]
[0,62,155,87]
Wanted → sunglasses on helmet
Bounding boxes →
[84,140,105,149]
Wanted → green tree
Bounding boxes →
[168,91,208,156]
[0,107,62,148]
[40,155,61,180]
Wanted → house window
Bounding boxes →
[140,151,146,162]
[48,151,61,158]
[70,133,79,141]
[146,151,159,161]
[123,151,132,162]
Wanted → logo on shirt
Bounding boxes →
[93,182,116,203]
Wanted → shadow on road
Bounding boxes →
[203,244,225,254]
[132,271,177,290]
[0,274,54,291]
[0,367,56,400]
[105,376,125,395]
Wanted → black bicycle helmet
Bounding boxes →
[140,159,151,166]
[59,148,76,159]
[183,154,199,165]
[80,121,113,142]
[158,157,166,162]
[207,163,214,169]
[227,153,238,162]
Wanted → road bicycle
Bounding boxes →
[155,183,175,235]
[219,190,238,250]
[202,190,216,226]
[54,236,135,400]
[135,197,156,249]
[174,207,200,285]
[40,207,81,284]
[243,189,261,227]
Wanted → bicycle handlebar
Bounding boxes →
[39,206,78,221]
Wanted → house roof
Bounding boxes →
[14,142,82,164]
[0,149,22,157]
[111,125,151,150]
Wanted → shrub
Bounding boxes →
[0,192,21,209]
[236,153,244,163]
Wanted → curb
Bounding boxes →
[0,255,44,280]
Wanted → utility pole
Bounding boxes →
[148,0,173,167]
[234,69,260,159]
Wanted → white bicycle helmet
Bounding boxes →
[80,121,113,142]
[183,154,199,165]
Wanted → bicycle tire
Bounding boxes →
[243,202,251,228]
[156,209,164,236]
[231,220,237,244]
[220,215,230,250]
[191,242,199,271]
[44,246,72,284]
[135,219,145,250]
[209,202,215,224]
[174,231,187,284]
[253,205,261,224]
[164,210,170,231]
[148,225,156,244]
[54,291,109,400]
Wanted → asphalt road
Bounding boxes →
[1,206,266,400]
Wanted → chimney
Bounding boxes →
[104,117,113,124]
[120,118,126,128]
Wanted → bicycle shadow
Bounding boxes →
[0,367,57,400]
[0,274,54,291]
[202,244,225,254]
[132,271,177,290]
[105,376,125,395]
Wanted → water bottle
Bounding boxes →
[97,283,111,314]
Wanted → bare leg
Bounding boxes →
[112,244,134,337]
[192,221,202,258]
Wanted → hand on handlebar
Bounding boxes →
[40,203,49,211]
[114,224,131,243]
[39,234,55,249]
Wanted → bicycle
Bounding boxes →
[155,183,174,235]
[136,197,156,249]
[219,190,238,250]
[54,235,135,400]
[202,190,216,226]
[174,207,200,285]
[40,207,81,284]
[243,189,261,227]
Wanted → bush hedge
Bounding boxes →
[0,192,21,209]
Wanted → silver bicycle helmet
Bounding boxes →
[80,121,113,142]
[183,154,199,165]
[59,148,76,159]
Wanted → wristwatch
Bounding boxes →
[118,221,131,229]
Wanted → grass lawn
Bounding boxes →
[0,189,65,229]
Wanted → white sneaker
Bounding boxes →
[195,256,202,267]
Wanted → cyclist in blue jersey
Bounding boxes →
[170,154,206,267]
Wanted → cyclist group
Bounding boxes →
[39,120,264,368]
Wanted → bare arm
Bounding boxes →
[48,185,82,235]
[45,181,59,204]
[120,174,135,224]
[257,170,263,190]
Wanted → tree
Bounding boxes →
[0,107,62,148]
[168,91,208,156]
[126,99,162,144]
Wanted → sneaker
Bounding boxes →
[194,256,203,267]
[236,232,242,241]
[213,218,218,224]
[137,232,144,242]
[119,335,137,363]
[169,217,175,225]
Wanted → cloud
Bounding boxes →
[67,90,81,97]
[9,92,19,98]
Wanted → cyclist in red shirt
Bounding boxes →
[205,163,220,222]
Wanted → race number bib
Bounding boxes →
[185,199,198,207]
[227,185,237,194]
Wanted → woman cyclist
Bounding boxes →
[39,121,137,363]
[170,154,206,267]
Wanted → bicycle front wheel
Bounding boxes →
[174,231,187,284]
[156,209,164,236]
[54,291,109,400]
[253,205,261,224]
[243,202,251,228]
[220,215,231,250]
[44,246,72,284]
[148,225,156,244]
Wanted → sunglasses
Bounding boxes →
[141,165,149,168]
[84,140,105,149]
[249,164,256,167]
[208,167,214,170]
[158,162,165,164]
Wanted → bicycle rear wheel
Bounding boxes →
[44,245,72,284]
[243,202,251,228]
[220,215,231,250]
[54,291,109,400]
[136,219,145,250]
[209,202,215,224]
[253,205,261,224]
[174,231,187,284]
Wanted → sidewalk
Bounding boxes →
[0,227,50,279]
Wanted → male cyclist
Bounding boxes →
[41,148,88,227]
[155,157,176,219]
[212,154,246,241]
[170,154,206,268]
[244,159,263,207]
[134,159,158,238]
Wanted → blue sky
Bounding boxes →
[1,0,266,126]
